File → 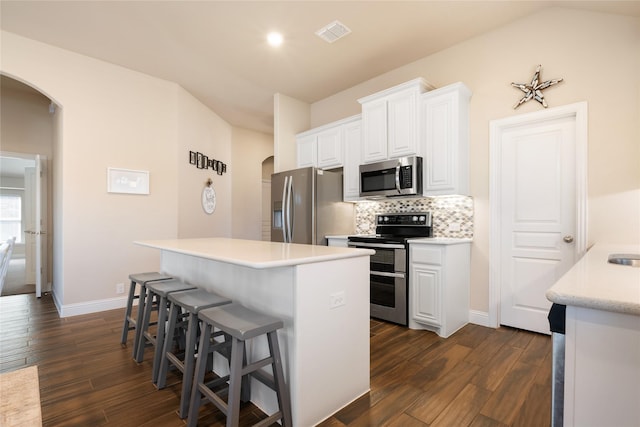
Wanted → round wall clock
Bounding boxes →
[202,185,216,214]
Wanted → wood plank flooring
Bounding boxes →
[0,294,551,426]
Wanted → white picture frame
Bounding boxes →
[107,168,150,195]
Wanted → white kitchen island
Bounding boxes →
[546,243,640,427]
[135,238,373,427]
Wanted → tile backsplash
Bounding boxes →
[354,196,474,238]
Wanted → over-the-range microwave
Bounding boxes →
[359,156,423,198]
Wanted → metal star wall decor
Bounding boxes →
[512,64,563,109]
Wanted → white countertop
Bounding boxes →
[136,238,374,269]
[407,237,473,245]
[327,235,473,245]
[546,243,640,315]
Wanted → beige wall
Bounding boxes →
[1,31,234,308]
[176,89,233,239]
[231,127,273,239]
[306,8,640,313]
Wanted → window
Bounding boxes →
[0,193,22,243]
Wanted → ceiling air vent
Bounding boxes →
[315,20,351,43]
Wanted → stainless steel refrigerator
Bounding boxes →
[271,167,355,245]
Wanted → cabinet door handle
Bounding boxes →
[563,235,574,243]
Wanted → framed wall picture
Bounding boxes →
[107,168,150,195]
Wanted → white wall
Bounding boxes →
[1,31,234,311]
[231,127,273,240]
[291,8,640,314]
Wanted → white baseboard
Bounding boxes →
[469,309,493,328]
[55,295,132,318]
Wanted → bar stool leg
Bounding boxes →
[120,279,137,347]
[178,311,199,419]
[187,322,212,427]
[132,284,149,359]
[268,331,292,427]
[155,300,179,386]
[150,294,170,382]
[226,337,244,427]
[135,289,155,363]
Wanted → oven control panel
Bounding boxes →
[376,212,431,227]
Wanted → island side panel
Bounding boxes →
[294,256,371,426]
[564,306,640,427]
[159,250,297,421]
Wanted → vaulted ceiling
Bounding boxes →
[2,1,639,133]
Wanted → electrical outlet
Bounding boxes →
[330,291,346,309]
[116,283,125,294]
[448,222,461,232]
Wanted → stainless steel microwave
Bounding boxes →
[359,156,423,198]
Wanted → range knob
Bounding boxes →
[419,215,426,222]
[412,216,418,222]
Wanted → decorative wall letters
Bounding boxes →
[189,151,227,175]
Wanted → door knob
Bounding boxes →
[563,235,574,243]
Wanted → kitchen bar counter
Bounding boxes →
[546,243,640,315]
[137,237,372,269]
[136,238,373,426]
[545,243,640,427]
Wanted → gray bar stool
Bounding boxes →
[120,272,172,358]
[187,303,292,427]
[156,288,232,419]
[135,279,197,363]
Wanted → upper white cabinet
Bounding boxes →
[296,134,317,168]
[296,115,361,170]
[359,78,434,164]
[342,119,362,202]
[420,82,472,196]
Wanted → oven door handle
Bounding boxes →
[348,242,406,249]
[370,271,405,279]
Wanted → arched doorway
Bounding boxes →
[0,75,56,297]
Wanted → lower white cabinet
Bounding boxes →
[326,236,349,247]
[409,241,470,338]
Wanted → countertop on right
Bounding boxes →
[546,243,640,315]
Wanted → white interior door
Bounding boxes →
[23,156,48,297]
[490,103,587,334]
[35,155,48,298]
[24,166,37,286]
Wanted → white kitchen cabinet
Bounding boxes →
[409,240,470,338]
[296,134,317,168]
[342,119,362,201]
[420,82,472,196]
[296,115,360,170]
[326,236,349,247]
[359,78,433,164]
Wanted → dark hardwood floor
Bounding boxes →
[0,294,551,426]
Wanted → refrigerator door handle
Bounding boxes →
[282,176,289,243]
[286,175,294,242]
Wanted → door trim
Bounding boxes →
[489,102,588,328]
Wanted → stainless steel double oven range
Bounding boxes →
[348,212,432,326]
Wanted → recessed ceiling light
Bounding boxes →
[267,32,283,47]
